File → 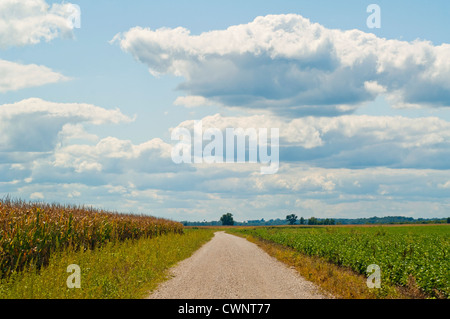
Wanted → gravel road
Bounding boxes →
[147,231,328,299]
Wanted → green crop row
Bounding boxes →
[234,225,449,298]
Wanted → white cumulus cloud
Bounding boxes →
[114,14,450,116]
[0,98,133,153]
[0,0,76,48]
[173,113,450,169]
[0,59,69,93]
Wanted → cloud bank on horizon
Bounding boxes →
[1,2,450,221]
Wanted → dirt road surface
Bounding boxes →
[147,231,328,299]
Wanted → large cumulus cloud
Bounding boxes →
[113,14,450,116]
[0,98,189,190]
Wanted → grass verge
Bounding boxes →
[0,229,214,299]
[227,230,426,299]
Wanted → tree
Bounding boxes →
[286,214,298,225]
[299,217,305,225]
[321,218,336,225]
[220,213,234,226]
[308,217,318,225]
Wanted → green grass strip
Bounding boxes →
[0,229,214,299]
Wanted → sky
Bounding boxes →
[1,0,450,222]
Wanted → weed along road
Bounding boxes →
[147,231,327,299]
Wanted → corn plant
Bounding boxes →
[0,198,183,277]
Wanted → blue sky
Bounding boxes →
[1,0,450,221]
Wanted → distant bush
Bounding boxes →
[220,213,234,226]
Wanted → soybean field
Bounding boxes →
[232,225,449,298]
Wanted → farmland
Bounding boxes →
[0,199,217,299]
[0,199,213,299]
[0,199,183,277]
[230,225,449,298]
[1,198,448,299]
[0,228,214,299]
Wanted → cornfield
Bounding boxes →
[0,198,183,277]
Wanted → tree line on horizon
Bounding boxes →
[181,213,450,226]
